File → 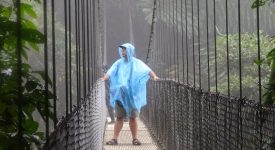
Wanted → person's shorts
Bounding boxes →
[115,101,139,118]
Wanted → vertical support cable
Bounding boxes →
[51,0,57,128]
[238,0,242,98]
[145,0,157,64]
[168,0,171,80]
[206,0,210,91]
[16,0,23,147]
[185,0,189,84]
[165,0,168,79]
[91,0,94,84]
[172,1,176,148]
[224,1,230,144]
[214,0,217,92]
[51,0,57,129]
[64,0,69,116]
[213,0,219,147]
[256,3,263,149]
[161,0,164,79]
[68,0,72,112]
[225,0,230,96]
[172,0,176,80]
[75,0,80,107]
[156,0,159,75]
[197,1,202,147]
[87,0,91,88]
[43,0,50,141]
[181,0,185,82]
[92,0,96,85]
[89,0,92,83]
[197,0,201,88]
[78,0,82,99]
[176,0,179,82]
[256,0,262,105]
[238,1,243,149]
[191,0,195,87]
[82,0,87,96]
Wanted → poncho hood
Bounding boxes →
[107,43,152,116]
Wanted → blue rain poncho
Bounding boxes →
[107,43,152,116]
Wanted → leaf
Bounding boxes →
[267,48,275,59]
[22,104,35,119]
[22,47,28,60]
[25,80,38,92]
[23,118,38,134]
[21,3,37,18]
[29,134,43,146]
[21,28,44,43]
[0,6,12,18]
[0,101,7,114]
[22,63,31,71]
[34,132,45,141]
[32,71,53,86]
[251,0,267,8]
[22,18,37,29]
[28,42,40,51]
[254,59,264,65]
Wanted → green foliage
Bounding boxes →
[251,0,275,106]
[0,1,53,149]
[201,32,274,100]
[252,0,275,8]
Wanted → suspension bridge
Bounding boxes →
[2,0,275,149]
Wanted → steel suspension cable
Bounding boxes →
[176,0,179,82]
[82,0,87,96]
[161,0,164,79]
[51,0,57,128]
[185,0,189,84]
[181,0,185,82]
[214,0,217,93]
[87,0,91,88]
[238,0,243,149]
[43,0,50,141]
[92,0,96,85]
[197,0,201,88]
[191,0,195,87]
[257,1,263,147]
[257,0,262,105]
[16,0,23,147]
[225,0,230,96]
[173,0,176,80]
[64,0,69,116]
[69,0,73,112]
[75,0,80,107]
[165,0,168,79]
[145,0,157,64]
[206,0,210,91]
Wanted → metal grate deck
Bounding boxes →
[103,119,161,150]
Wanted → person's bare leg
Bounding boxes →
[129,117,138,139]
[113,117,124,139]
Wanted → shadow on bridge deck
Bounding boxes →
[104,119,161,150]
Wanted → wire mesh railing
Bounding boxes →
[142,0,275,149]
[142,80,275,150]
[3,0,105,148]
[45,80,106,150]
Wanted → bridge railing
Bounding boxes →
[45,80,106,150]
[142,79,275,150]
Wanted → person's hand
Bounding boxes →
[102,74,109,81]
[153,76,159,81]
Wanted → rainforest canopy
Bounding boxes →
[107,43,152,116]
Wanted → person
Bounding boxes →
[102,43,159,145]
